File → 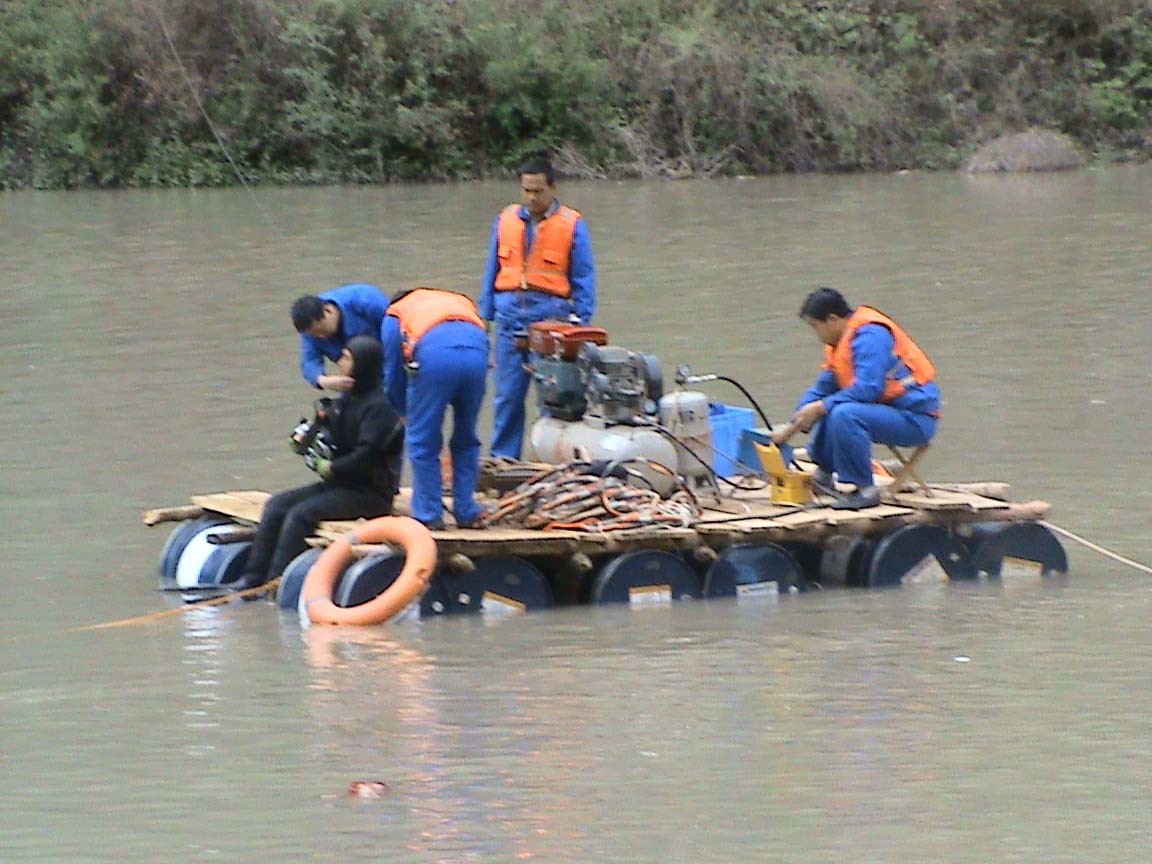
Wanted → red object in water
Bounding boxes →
[346,780,389,799]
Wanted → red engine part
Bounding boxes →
[528,320,609,361]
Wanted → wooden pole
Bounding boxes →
[142,504,205,526]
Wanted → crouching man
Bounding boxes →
[772,287,940,509]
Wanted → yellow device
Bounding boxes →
[753,441,813,504]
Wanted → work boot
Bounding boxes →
[830,485,882,510]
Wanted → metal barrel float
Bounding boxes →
[590,550,701,605]
[960,521,1067,582]
[702,543,806,599]
[276,547,324,610]
[818,525,973,588]
[158,517,251,588]
[443,556,554,616]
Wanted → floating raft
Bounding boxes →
[144,471,1069,617]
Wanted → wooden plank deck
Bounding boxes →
[163,479,1023,561]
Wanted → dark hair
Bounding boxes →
[518,157,555,185]
[346,335,383,395]
[799,287,853,321]
[291,295,326,332]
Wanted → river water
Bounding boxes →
[1,166,1150,862]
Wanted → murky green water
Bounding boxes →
[2,166,1150,862]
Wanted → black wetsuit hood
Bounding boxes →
[347,335,384,396]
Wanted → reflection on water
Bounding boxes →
[1,166,1150,861]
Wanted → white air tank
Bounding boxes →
[658,390,713,482]
[529,418,680,496]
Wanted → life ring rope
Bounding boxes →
[301,515,437,625]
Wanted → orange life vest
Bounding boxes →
[387,288,484,361]
[823,306,936,402]
[493,204,580,297]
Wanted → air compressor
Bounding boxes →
[524,321,718,495]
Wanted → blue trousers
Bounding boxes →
[489,325,533,458]
[807,403,937,488]
[407,340,488,526]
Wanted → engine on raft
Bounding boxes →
[524,320,717,496]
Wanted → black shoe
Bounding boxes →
[829,486,882,510]
[420,519,446,531]
[810,468,835,495]
[455,504,494,529]
[231,571,268,591]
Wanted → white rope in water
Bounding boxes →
[1041,521,1152,575]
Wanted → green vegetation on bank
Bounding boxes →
[1,0,1149,188]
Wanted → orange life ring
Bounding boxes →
[301,515,438,625]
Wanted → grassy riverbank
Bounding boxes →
[1,0,1149,188]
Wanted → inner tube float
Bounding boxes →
[301,515,437,625]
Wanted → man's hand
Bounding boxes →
[306,455,333,480]
[770,422,797,445]
[317,374,354,392]
[792,399,827,433]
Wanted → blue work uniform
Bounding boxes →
[382,317,489,528]
[478,200,596,458]
[298,283,389,388]
[797,323,941,488]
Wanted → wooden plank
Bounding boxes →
[823,503,915,526]
[886,488,1010,511]
[930,482,1012,500]
[190,491,270,524]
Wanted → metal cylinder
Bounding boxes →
[658,390,713,481]
[529,418,680,495]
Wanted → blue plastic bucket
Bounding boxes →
[708,403,757,476]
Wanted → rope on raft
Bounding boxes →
[479,460,701,532]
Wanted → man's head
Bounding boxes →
[799,286,854,346]
[518,157,557,219]
[291,295,341,338]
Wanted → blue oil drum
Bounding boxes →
[818,535,877,587]
[962,521,1068,581]
[199,542,251,586]
[158,516,230,586]
[172,523,252,588]
[590,550,701,605]
[276,547,324,610]
[778,541,824,586]
[865,524,975,588]
[446,556,554,615]
[703,543,806,599]
[332,551,453,619]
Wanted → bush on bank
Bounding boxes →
[1,0,1149,188]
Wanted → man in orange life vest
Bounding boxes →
[771,287,941,510]
[478,157,596,458]
[380,288,489,530]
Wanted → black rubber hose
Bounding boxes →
[713,375,774,431]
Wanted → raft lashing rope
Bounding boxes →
[479,459,701,532]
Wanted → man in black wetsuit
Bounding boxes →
[234,335,405,590]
